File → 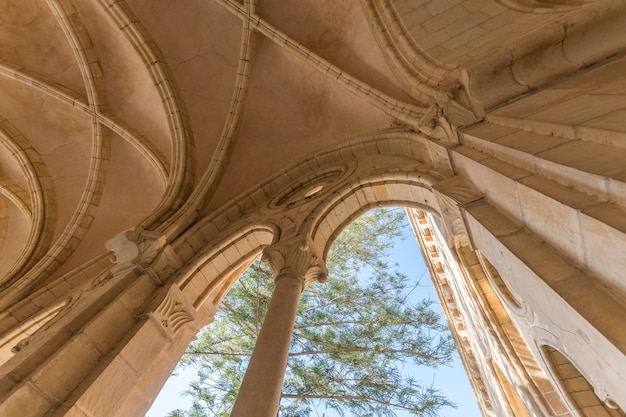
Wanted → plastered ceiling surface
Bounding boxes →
[0,0,410,282]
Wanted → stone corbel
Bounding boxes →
[105,226,182,283]
[262,235,327,288]
[418,85,481,144]
[434,88,481,127]
[431,176,483,249]
[418,103,460,144]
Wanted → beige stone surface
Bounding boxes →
[1,1,626,416]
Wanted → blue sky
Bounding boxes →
[148,213,481,417]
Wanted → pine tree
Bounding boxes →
[169,208,456,417]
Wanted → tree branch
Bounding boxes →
[186,350,251,357]
[280,393,425,413]
[288,347,441,360]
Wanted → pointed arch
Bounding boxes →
[542,345,626,417]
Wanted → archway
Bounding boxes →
[2,131,624,417]
[150,206,479,417]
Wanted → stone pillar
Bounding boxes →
[231,236,326,417]
[0,227,190,417]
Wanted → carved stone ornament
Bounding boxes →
[432,176,482,248]
[425,139,454,176]
[144,285,197,341]
[418,87,480,144]
[104,226,181,281]
[269,166,350,210]
[150,245,184,283]
[262,235,327,288]
[434,89,480,128]
[418,103,460,144]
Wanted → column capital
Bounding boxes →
[262,236,327,288]
[142,284,197,341]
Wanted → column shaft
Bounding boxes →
[230,273,304,417]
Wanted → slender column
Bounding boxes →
[231,236,326,417]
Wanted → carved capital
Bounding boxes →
[105,226,181,281]
[262,236,327,288]
[144,285,197,341]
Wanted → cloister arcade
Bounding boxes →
[0,0,625,416]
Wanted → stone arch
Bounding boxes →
[541,345,626,417]
[165,130,624,417]
[293,163,584,417]
[151,133,454,416]
[173,222,279,325]
[0,118,56,287]
[3,125,624,417]
[306,172,442,259]
[2,3,626,417]
[0,219,279,417]
[183,129,447,284]
[453,245,572,417]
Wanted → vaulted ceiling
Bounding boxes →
[0,0,598,296]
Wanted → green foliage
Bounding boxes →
[173,208,456,417]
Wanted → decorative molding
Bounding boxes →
[98,0,195,231]
[159,0,259,240]
[269,166,350,211]
[150,245,185,283]
[476,251,527,315]
[5,0,114,297]
[0,62,169,183]
[432,176,483,247]
[0,118,57,292]
[360,0,458,105]
[262,235,327,288]
[360,0,483,130]
[495,0,582,14]
[425,139,454,175]
[2,299,68,357]
[0,197,6,258]
[418,104,460,144]
[407,209,496,416]
[434,89,481,128]
[0,179,32,221]
[214,0,426,128]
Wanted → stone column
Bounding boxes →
[231,236,326,417]
[0,227,190,417]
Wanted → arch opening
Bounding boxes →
[149,207,480,417]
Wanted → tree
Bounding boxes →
[169,208,456,417]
